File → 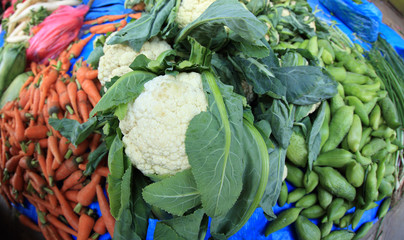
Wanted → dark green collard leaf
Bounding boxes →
[113,205,142,240]
[142,169,201,216]
[186,72,245,217]
[246,0,268,16]
[90,71,156,116]
[154,223,185,240]
[108,0,175,51]
[108,175,122,218]
[129,54,151,71]
[154,209,205,240]
[131,169,152,239]
[307,102,326,170]
[87,45,104,68]
[259,142,286,219]
[48,117,97,147]
[108,135,126,179]
[210,118,269,238]
[84,142,107,176]
[175,0,267,45]
[211,54,244,97]
[283,14,316,38]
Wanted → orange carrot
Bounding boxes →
[19,214,40,232]
[48,89,60,117]
[55,157,82,181]
[65,190,79,202]
[31,62,38,76]
[59,136,69,160]
[14,107,26,142]
[31,87,41,117]
[61,170,85,192]
[26,171,46,194]
[46,214,78,237]
[69,140,89,156]
[47,224,63,240]
[85,69,98,80]
[5,154,24,173]
[96,184,115,237]
[24,125,48,139]
[77,90,89,122]
[39,68,59,111]
[56,80,73,114]
[46,147,54,185]
[10,165,24,191]
[89,23,117,34]
[49,135,63,170]
[129,13,142,19]
[94,167,109,178]
[48,192,58,209]
[36,153,48,182]
[57,228,73,240]
[67,81,79,117]
[19,156,38,170]
[75,174,102,212]
[81,79,101,107]
[39,138,48,148]
[93,216,106,235]
[69,34,95,59]
[51,186,79,231]
[77,211,95,240]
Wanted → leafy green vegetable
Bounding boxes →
[154,223,185,240]
[83,142,107,176]
[90,71,156,116]
[87,46,104,68]
[142,169,201,216]
[48,117,97,147]
[186,71,245,217]
[307,102,326,170]
[109,0,175,51]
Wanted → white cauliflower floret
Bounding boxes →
[120,72,208,175]
[98,35,172,87]
[175,0,216,28]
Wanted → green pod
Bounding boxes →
[264,208,303,236]
[338,213,352,228]
[346,161,364,187]
[372,149,389,162]
[296,193,317,208]
[304,170,319,193]
[287,188,307,204]
[320,221,333,238]
[314,166,356,201]
[318,186,333,209]
[326,66,346,82]
[355,151,372,166]
[344,72,370,84]
[344,84,378,103]
[370,105,382,130]
[377,197,391,219]
[323,230,355,240]
[299,39,309,49]
[327,198,344,221]
[286,163,304,188]
[278,182,288,207]
[337,82,345,97]
[307,36,318,57]
[343,56,368,75]
[315,148,354,168]
[386,141,398,153]
[320,102,331,149]
[384,175,395,185]
[347,114,362,152]
[301,205,326,219]
[384,165,395,177]
[330,93,345,115]
[362,138,387,157]
[363,97,378,115]
[322,106,355,152]
[371,125,396,139]
[335,50,349,63]
[287,131,308,168]
[345,96,369,126]
[295,215,321,240]
[341,137,350,151]
[353,222,373,240]
[318,39,335,59]
[358,128,372,152]
[365,163,378,203]
[378,179,393,198]
[379,97,401,129]
[351,209,365,229]
[322,49,334,65]
[376,158,386,189]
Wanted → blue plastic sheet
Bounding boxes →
[82,0,133,20]
[319,0,382,42]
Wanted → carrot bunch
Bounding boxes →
[0,36,115,240]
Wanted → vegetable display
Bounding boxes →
[0,0,403,239]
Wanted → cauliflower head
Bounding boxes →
[120,72,208,175]
[98,35,172,87]
[175,0,216,28]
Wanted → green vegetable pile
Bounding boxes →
[49,0,403,239]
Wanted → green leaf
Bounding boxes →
[87,45,104,68]
[142,169,201,216]
[48,117,97,147]
[154,223,186,240]
[307,102,326,170]
[155,209,206,240]
[108,175,122,219]
[113,205,142,240]
[186,71,245,217]
[210,117,269,238]
[90,71,156,116]
[175,0,267,45]
[129,54,151,71]
[108,135,126,179]
[246,0,268,16]
[84,142,107,176]
[108,0,175,51]
[114,103,128,120]
[294,104,315,122]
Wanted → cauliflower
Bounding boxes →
[120,72,208,175]
[98,35,172,87]
[175,0,216,28]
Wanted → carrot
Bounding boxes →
[75,174,102,212]
[81,79,101,107]
[14,107,26,142]
[57,228,73,240]
[69,34,95,59]
[89,134,102,152]
[10,165,24,191]
[61,170,85,192]
[77,90,89,122]
[85,69,98,80]
[5,153,24,173]
[38,216,51,240]
[84,14,128,25]
[51,186,79,231]
[47,222,63,240]
[117,18,127,31]
[93,216,106,235]
[48,192,58,209]
[48,89,60,117]
[48,135,63,170]
[38,138,48,149]
[19,155,37,170]
[35,151,48,180]
[69,182,85,191]
[19,75,34,94]
[65,190,79,202]
[31,87,41,117]
[46,147,55,185]
[69,140,89,156]
[56,80,73,114]
[54,157,82,181]
[59,136,69,160]
[96,184,115,237]
[129,13,142,19]
[89,23,117,34]
[26,171,47,194]
[67,81,79,116]
[18,214,40,232]
[31,62,38,76]
[94,167,109,178]
[66,112,82,123]
[77,211,95,240]
[24,125,48,139]
[39,68,59,111]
